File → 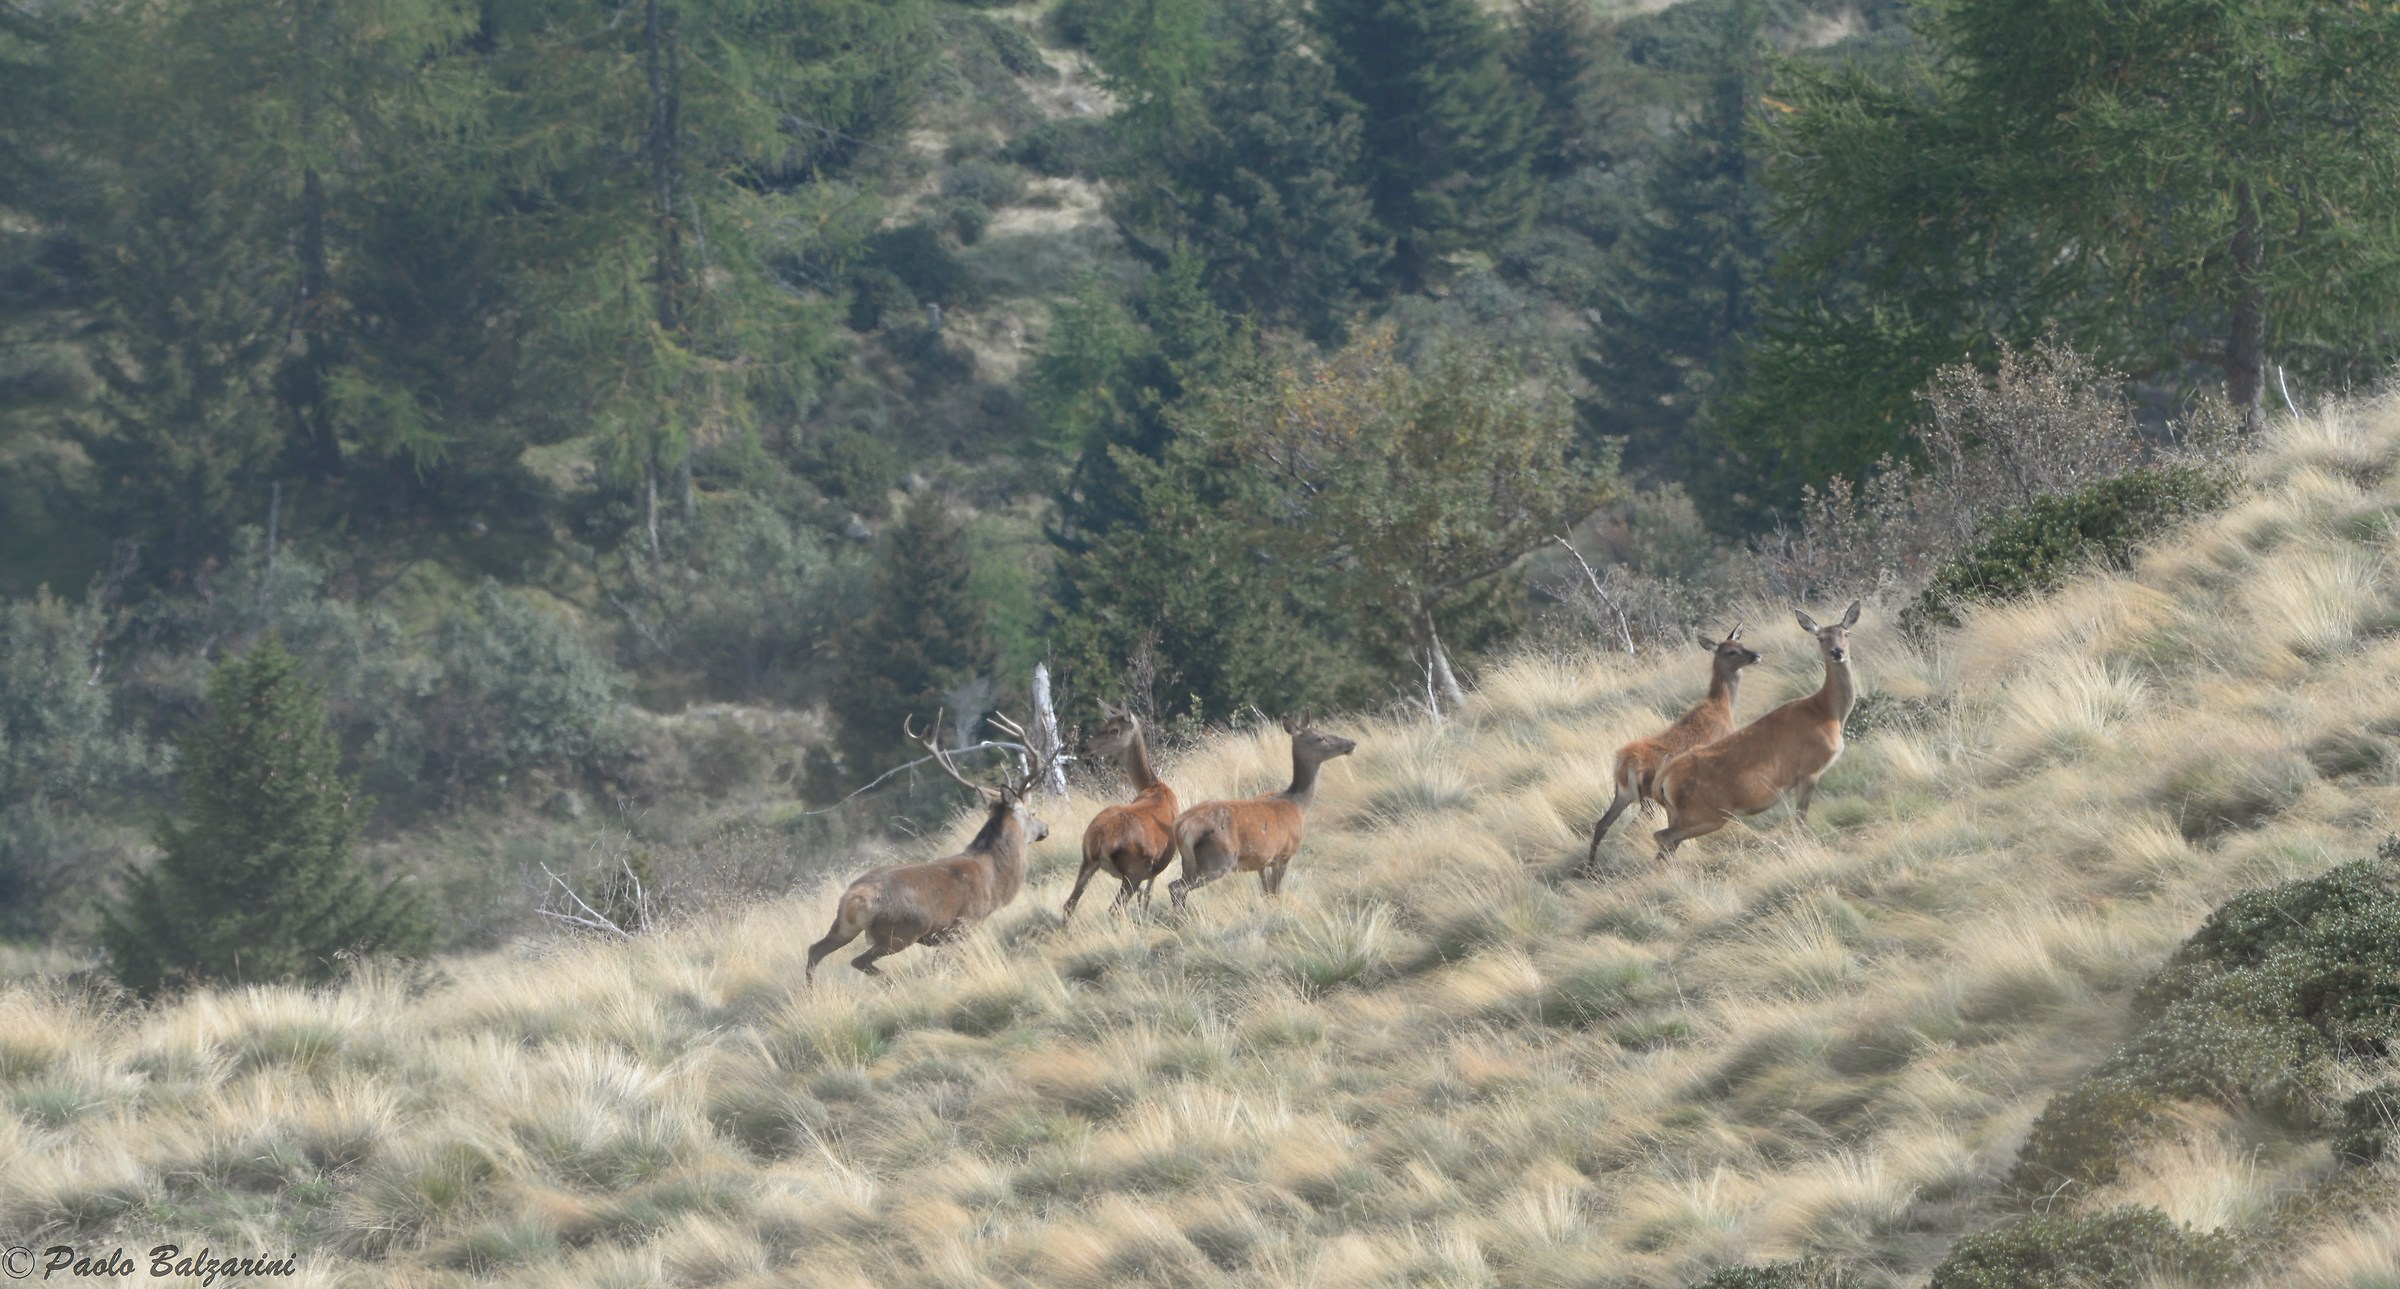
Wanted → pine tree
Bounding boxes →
[1507,0,1617,180]
[1584,0,1766,481]
[101,636,427,994]
[829,492,998,779]
[1313,0,1538,290]
[1113,0,1384,340]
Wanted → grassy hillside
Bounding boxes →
[8,399,2400,1285]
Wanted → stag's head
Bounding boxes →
[1701,622,1763,673]
[1793,600,1862,664]
[1281,713,1358,766]
[905,710,1058,845]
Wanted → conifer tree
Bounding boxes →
[1313,0,1537,290]
[101,636,427,994]
[1584,0,1766,480]
[829,492,998,779]
[1507,0,1617,180]
[1113,0,1384,340]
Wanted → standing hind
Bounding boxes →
[1062,705,1179,920]
[1651,602,1859,857]
[1168,716,1357,914]
[1586,624,1760,868]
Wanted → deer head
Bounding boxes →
[1793,601,1862,664]
[905,710,1056,844]
[1081,700,1142,760]
[1280,713,1359,766]
[1700,621,1763,672]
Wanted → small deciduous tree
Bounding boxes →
[101,635,427,994]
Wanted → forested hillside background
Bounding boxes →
[4,0,2398,969]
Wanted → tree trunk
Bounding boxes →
[1418,607,1468,713]
[677,453,696,521]
[1031,663,1070,800]
[2226,177,2267,437]
[644,465,660,557]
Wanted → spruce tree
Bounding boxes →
[1584,0,1766,481]
[829,492,998,779]
[1114,0,1384,340]
[101,636,427,994]
[1507,0,1617,180]
[1313,0,1538,290]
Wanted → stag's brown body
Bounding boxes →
[1587,626,1760,867]
[1063,711,1179,920]
[806,714,1053,982]
[1168,719,1356,913]
[1652,603,1860,857]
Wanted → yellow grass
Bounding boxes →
[15,398,2400,1286]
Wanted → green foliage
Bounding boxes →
[1690,1258,1855,1289]
[1110,0,1385,340]
[420,582,624,792]
[1028,277,1152,457]
[2333,1080,2398,1165]
[1507,0,1621,180]
[829,492,998,779]
[1928,1207,2239,1289]
[2006,849,2400,1198]
[1314,0,1537,289]
[1587,0,1767,481]
[100,636,429,994]
[1905,465,2241,631]
[618,497,863,704]
[1004,117,1114,178]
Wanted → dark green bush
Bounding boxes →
[806,426,904,518]
[942,158,1028,209]
[420,581,623,791]
[1690,1256,1853,1287]
[1005,117,1113,178]
[1929,1207,2240,1289]
[970,15,1053,80]
[1906,464,2240,631]
[943,197,993,245]
[845,266,917,333]
[2333,1081,2398,1163]
[864,222,975,306]
[2007,846,2400,1195]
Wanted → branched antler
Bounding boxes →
[905,709,999,803]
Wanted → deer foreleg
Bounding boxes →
[1793,775,1820,826]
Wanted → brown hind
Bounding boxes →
[1167,716,1357,914]
[1585,624,1761,869]
[1651,602,1860,857]
[1062,704,1179,920]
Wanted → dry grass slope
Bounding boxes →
[12,400,2400,1285]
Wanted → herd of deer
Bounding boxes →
[804,601,1863,983]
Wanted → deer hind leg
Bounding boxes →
[1061,849,1107,922]
[1264,858,1293,895]
[1587,782,1639,869]
[1168,835,1237,915]
[805,921,861,985]
[1653,806,1729,859]
[851,925,920,976]
[1792,774,1822,827]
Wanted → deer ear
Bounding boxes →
[1794,609,1821,633]
[1727,622,1743,642]
[1698,633,1718,652]
[1841,600,1862,628]
[1280,713,1299,734]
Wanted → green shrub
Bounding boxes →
[845,266,917,333]
[943,197,994,245]
[420,582,623,791]
[970,14,1053,80]
[864,222,975,306]
[1929,1207,2240,1289]
[943,158,1029,209]
[1906,464,2240,631]
[1006,117,1113,178]
[1690,1259,1854,1289]
[2333,1081,2398,1164]
[621,497,864,703]
[2006,846,2400,1196]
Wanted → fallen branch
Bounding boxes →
[539,862,630,938]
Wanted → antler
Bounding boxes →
[904,709,1000,803]
[988,711,1059,800]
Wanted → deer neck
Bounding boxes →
[1704,665,1743,711]
[977,811,1030,900]
[1283,750,1327,810]
[1120,728,1161,792]
[1814,653,1856,722]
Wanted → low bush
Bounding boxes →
[1006,118,1113,178]
[1905,464,2240,631]
[1928,1207,2240,1289]
[1690,1257,1854,1288]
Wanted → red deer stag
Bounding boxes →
[1585,624,1762,868]
[1062,703,1179,921]
[805,712,1055,983]
[1650,601,1859,857]
[1167,715,1357,915]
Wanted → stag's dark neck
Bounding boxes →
[1121,726,1161,792]
[966,803,1017,854]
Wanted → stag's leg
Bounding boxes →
[1587,783,1638,869]
[1793,774,1821,827]
[850,926,920,977]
